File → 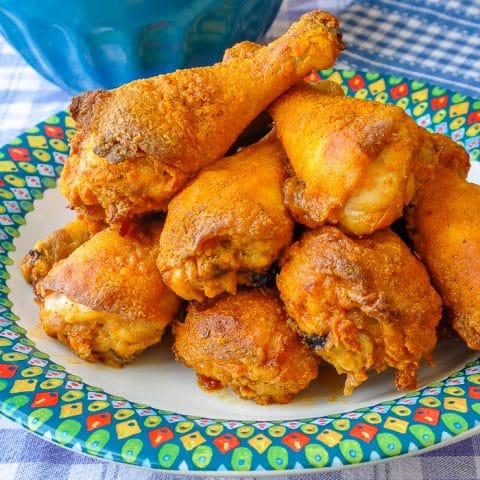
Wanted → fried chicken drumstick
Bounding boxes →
[269,82,424,235]
[157,133,294,301]
[20,218,91,286]
[277,226,442,395]
[173,288,319,405]
[60,10,344,230]
[36,221,181,366]
[407,166,480,349]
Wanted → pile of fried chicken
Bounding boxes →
[20,11,480,405]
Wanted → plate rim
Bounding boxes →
[0,68,479,474]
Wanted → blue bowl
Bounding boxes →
[0,0,281,94]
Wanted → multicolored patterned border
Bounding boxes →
[0,70,479,473]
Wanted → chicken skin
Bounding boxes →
[157,133,294,302]
[36,221,181,366]
[173,289,319,405]
[60,10,344,230]
[269,82,422,235]
[20,218,91,286]
[406,166,480,349]
[277,226,442,395]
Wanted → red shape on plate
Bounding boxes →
[86,412,112,431]
[467,111,480,124]
[468,386,480,399]
[7,147,30,161]
[304,71,321,83]
[31,391,59,408]
[281,431,311,451]
[0,364,18,378]
[390,83,409,100]
[347,74,365,92]
[43,125,64,139]
[431,95,448,111]
[148,426,174,448]
[349,422,379,443]
[413,407,440,425]
[213,433,240,454]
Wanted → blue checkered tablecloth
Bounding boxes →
[1,1,480,479]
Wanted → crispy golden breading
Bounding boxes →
[173,289,319,405]
[413,130,471,187]
[20,218,91,286]
[36,221,181,366]
[269,83,422,235]
[157,133,294,302]
[406,166,480,349]
[277,226,442,395]
[60,11,344,230]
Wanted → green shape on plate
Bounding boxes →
[175,421,194,434]
[266,446,289,470]
[376,433,402,457]
[236,426,254,438]
[0,339,12,347]
[332,419,350,431]
[144,415,162,428]
[411,80,425,90]
[3,312,18,321]
[20,338,35,346]
[0,256,13,266]
[451,93,467,104]
[4,174,25,188]
[230,446,252,471]
[45,115,60,124]
[365,72,380,80]
[1,395,29,415]
[11,214,26,225]
[1,241,14,252]
[49,138,69,152]
[32,351,49,359]
[342,70,356,79]
[0,189,13,200]
[30,189,43,200]
[121,438,143,464]
[192,444,213,469]
[431,86,446,96]
[25,126,40,134]
[2,352,27,361]
[32,149,50,162]
[362,412,382,424]
[472,403,480,415]
[396,97,410,110]
[0,152,4,159]
[55,165,64,176]
[158,443,180,469]
[56,419,82,445]
[85,429,111,456]
[41,177,57,189]
[268,425,286,438]
[65,128,76,140]
[0,283,10,294]
[0,379,7,391]
[8,138,22,146]
[388,75,403,85]
[441,413,469,435]
[21,367,43,378]
[206,424,224,436]
[339,439,363,464]
[409,424,436,447]
[61,390,85,402]
[18,200,34,212]
[0,270,10,280]
[304,443,329,468]
[28,408,54,433]
[4,226,20,238]
[472,100,480,109]
[49,363,65,371]
[17,162,36,173]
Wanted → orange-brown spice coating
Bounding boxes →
[406,166,480,349]
[173,289,319,405]
[36,221,181,366]
[157,133,294,301]
[269,83,422,235]
[20,218,91,286]
[277,226,442,395]
[60,10,344,230]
